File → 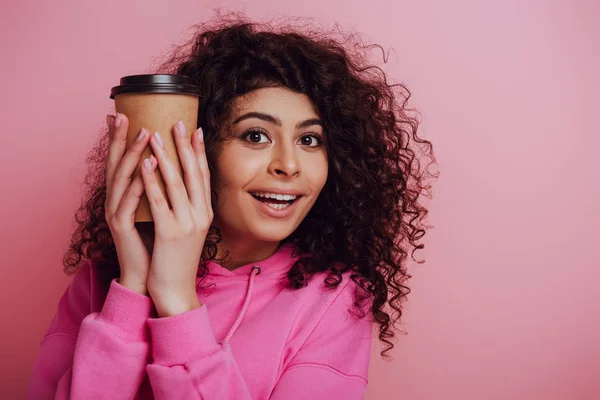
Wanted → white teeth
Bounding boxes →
[265,203,292,210]
[251,192,298,211]
[251,192,297,201]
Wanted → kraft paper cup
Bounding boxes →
[110,74,201,223]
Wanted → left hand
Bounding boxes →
[141,121,213,317]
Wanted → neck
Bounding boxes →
[215,232,281,271]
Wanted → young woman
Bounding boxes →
[28,13,436,400]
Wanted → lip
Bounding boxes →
[248,188,304,196]
[250,193,302,218]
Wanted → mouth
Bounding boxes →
[249,191,302,211]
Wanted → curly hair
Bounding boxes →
[63,11,438,361]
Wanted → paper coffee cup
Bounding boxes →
[110,74,201,222]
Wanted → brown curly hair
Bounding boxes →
[63,11,438,361]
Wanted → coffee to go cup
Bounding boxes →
[110,74,201,223]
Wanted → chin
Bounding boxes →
[247,223,297,243]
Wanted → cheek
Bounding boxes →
[213,150,264,192]
[305,154,328,191]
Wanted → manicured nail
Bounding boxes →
[154,132,164,148]
[177,121,186,138]
[115,113,122,128]
[135,128,146,142]
[198,127,204,142]
[143,158,152,172]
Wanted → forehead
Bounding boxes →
[230,87,320,119]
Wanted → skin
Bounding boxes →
[211,87,328,270]
[105,86,328,318]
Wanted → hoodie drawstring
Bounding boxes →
[223,266,261,342]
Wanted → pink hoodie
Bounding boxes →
[27,243,373,399]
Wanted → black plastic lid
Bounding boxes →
[110,74,201,98]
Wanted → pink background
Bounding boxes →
[1,0,598,398]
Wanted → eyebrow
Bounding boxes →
[232,112,323,130]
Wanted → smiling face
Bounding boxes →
[210,86,328,246]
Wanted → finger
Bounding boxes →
[106,114,115,139]
[140,154,173,226]
[193,127,212,212]
[114,169,145,224]
[105,113,129,193]
[106,125,151,216]
[173,122,207,213]
[148,130,193,222]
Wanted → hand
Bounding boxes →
[104,113,153,296]
[141,122,213,317]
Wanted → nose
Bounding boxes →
[268,142,300,178]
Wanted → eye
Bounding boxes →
[298,134,323,147]
[241,128,270,144]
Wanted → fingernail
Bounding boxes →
[198,127,204,142]
[135,128,146,142]
[115,113,122,128]
[177,121,186,138]
[143,158,152,172]
[154,132,164,148]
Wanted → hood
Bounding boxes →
[203,242,299,278]
[200,242,300,342]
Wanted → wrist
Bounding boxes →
[153,291,201,318]
[119,275,149,296]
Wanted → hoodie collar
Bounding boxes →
[204,242,299,278]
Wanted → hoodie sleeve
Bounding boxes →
[27,260,153,400]
[145,279,373,399]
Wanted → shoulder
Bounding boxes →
[45,259,106,336]
[305,269,374,328]
[69,258,109,307]
[287,270,374,380]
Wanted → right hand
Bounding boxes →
[104,113,156,296]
